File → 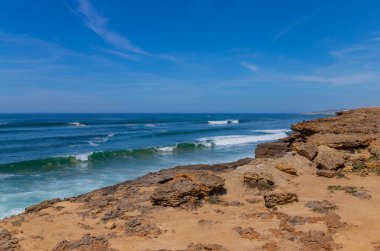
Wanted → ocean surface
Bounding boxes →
[0,113,327,218]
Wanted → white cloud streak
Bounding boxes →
[273,5,325,41]
[329,45,368,59]
[67,0,180,62]
[296,73,378,86]
[71,0,147,56]
[240,62,258,73]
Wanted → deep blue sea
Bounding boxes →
[0,113,327,218]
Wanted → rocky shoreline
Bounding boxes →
[1,107,380,251]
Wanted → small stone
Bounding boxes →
[246,198,260,204]
[305,200,337,213]
[198,219,214,225]
[214,209,224,214]
[105,221,115,229]
[275,163,298,175]
[316,170,337,178]
[229,201,244,207]
[186,243,228,251]
[352,191,372,200]
[243,172,275,191]
[233,226,261,240]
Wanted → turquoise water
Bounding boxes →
[0,113,326,218]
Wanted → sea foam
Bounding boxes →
[199,129,288,146]
[69,122,86,127]
[252,129,291,134]
[0,174,18,181]
[157,146,175,152]
[75,152,93,161]
[208,120,239,125]
[88,133,115,146]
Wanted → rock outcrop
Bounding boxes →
[150,171,225,207]
[255,138,291,158]
[258,108,380,174]
[53,234,113,251]
[0,229,21,251]
[264,192,299,208]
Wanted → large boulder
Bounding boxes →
[314,146,346,170]
[243,172,275,191]
[255,140,290,158]
[150,171,225,207]
[275,162,298,176]
[369,140,380,159]
[292,141,318,160]
[264,192,298,208]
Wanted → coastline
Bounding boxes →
[2,107,380,250]
[0,113,309,219]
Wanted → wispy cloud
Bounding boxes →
[0,30,79,58]
[240,62,258,73]
[293,34,380,86]
[273,15,310,41]
[329,45,369,59]
[70,0,147,56]
[273,5,325,41]
[295,73,378,86]
[66,0,179,62]
[98,48,139,61]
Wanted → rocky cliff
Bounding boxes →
[1,107,380,251]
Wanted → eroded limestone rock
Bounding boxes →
[150,171,225,207]
[53,234,113,251]
[243,172,275,191]
[314,146,346,170]
[264,192,298,208]
[0,229,21,251]
[274,163,298,176]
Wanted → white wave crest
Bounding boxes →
[157,146,175,152]
[208,120,239,125]
[88,141,99,146]
[0,208,24,219]
[145,124,157,127]
[69,122,86,127]
[75,152,93,161]
[0,174,18,181]
[199,131,288,147]
[88,133,114,146]
[252,129,291,134]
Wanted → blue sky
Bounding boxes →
[0,0,380,112]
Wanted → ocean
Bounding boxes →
[0,113,326,218]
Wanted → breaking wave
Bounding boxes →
[88,133,114,146]
[69,122,86,127]
[208,120,239,125]
[199,129,289,147]
[0,129,290,171]
[252,129,292,134]
[0,143,209,170]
